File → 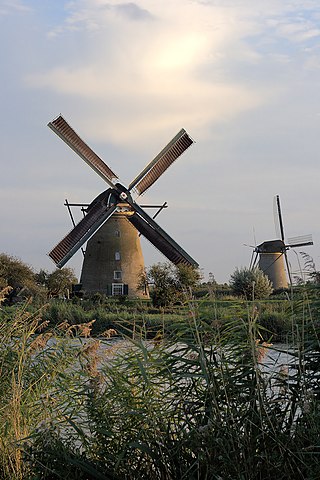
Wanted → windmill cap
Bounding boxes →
[256,239,285,253]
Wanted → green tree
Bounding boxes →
[0,253,47,302]
[34,269,50,287]
[0,253,35,290]
[142,263,200,307]
[208,272,217,285]
[176,263,201,289]
[46,268,78,298]
[147,263,176,307]
[229,267,273,300]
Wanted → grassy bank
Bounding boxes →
[1,300,287,342]
[10,290,314,342]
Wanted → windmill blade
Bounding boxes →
[126,202,198,267]
[48,202,117,268]
[138,202,168,237]
[48,115,118,187]
[249,249,257,270]
[251,251,259,270]
[287,234,313,248]
[273,196,281,240]
[274,194,285,242]
[127,213,197,267]
[283,250,292,286]
[128,129,194,195]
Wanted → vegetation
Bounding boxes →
[230,266,273,300]
[141,262,201,307]
[0,253,43,301]
[297,251,320,284]
[0,253,320,478]
[0,253,77,303]
[45,267,78,298]
[0,286,319,479]
[0,288,86,479]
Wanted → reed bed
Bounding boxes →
[0,288,319,479]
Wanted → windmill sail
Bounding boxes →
[259,194,314,288]
[49,203,117,268]
[275,195,285,241]
[48,115,118,186]
[48,114,198,294]
[287,234,313,248]
[273,194,292,283]
[127,212,197,267]
[128,201,198,267]
[128,129,193,195]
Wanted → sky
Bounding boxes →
[1,0,320,284]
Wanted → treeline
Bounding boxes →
[0,253,77,302]
[1,251,320,310]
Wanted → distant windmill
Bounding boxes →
[250,195,313,289]
[48,115,198,297]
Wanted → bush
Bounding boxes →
[230,267,273,300]
[142,263,201,307]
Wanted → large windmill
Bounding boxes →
[48,115,198,297]
[250,195,313,290]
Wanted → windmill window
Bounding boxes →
[115,230,120,237]
[115,251,121,261]
[114,270,122,280]
[112,283,124,296]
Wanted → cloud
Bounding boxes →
[47,1,154,37]
[2,0,320,281]
[23,1,320,159]
[0,0,31,16]
[273,19,320,43]
[27,66,263,143]
[113,2,153,20]
[26,0,272,147]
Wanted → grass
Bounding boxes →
[0,293,303,342]
[0,287,319,478]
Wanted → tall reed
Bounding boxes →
[27,292,320,479]
[1,287,319,478]
[0,289,87,479]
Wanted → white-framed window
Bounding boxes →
[114,270,122,280]
[115,251,121,261]
[115,230,120,237]
[112,283,124,296]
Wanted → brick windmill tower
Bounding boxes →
[48,116,198,297]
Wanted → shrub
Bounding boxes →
[143,263,201,307]
[230,267,273,299]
